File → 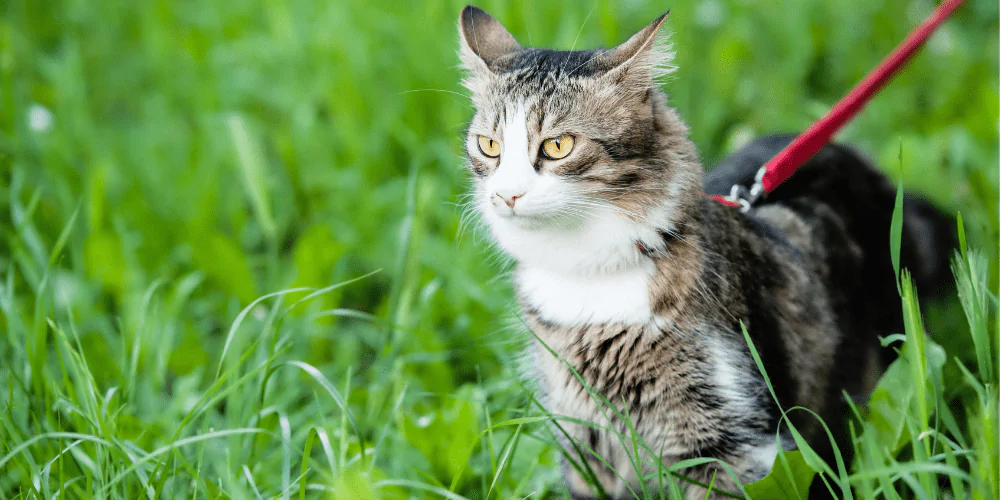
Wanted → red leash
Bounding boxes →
[712,0,965,209]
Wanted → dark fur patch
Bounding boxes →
[592,121,657,162]
[498,48,611,79]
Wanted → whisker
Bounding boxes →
[570,4,598,52]
[398,88,472,100]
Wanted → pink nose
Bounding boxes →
[495,192,524,208]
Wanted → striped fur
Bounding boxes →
[457,6,954,498]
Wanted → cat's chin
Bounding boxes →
[494,213,548,230]
[484,204,654,274]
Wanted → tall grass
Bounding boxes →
[2,0,998,498]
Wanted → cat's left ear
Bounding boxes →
[594,12,674,88]
[458,6,521,74]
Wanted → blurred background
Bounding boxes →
[1,0,997,498]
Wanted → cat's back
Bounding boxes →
[706,134,954,331]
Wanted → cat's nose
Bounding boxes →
[494,191,524,208]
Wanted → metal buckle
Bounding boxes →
[725,166,767,213]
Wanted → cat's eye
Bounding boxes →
[477,136,501,158]
[541,135,575,160]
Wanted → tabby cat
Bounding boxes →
[457,6,953,498]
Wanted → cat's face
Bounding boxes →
[463,60,656,224]
[459,7,684,272]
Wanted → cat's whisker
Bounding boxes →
[398,88,472,100]
[457,209,482,245]
[565,199,647,222]
[577,186,671,194]
[569,4,598,52]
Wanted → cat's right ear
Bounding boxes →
[458,6,520,73]
[592,12,674,91]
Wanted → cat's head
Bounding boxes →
[458,6,700,274]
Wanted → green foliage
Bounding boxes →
[864,332,945,455]
[1,0,997,498]
[890,145,905,292]
[399,385,481,486]
[745,451,816,499]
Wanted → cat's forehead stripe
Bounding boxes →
[530,101,545,134]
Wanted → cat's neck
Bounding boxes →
[510,199,706,328]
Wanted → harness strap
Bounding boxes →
[712,0,965,210]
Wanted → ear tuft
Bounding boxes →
[458,6,521,72]
[596,12,675,87]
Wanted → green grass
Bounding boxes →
[1,0,998,498]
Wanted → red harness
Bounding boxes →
[710,0,965,209]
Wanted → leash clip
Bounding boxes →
[725,166,767,213]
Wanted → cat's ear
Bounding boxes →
[458,6,520,73]
[594,12,674,88]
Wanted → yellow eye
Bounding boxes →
[477,136,501,158]
[541,135,575,160]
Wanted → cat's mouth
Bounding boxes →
[491,203,537,224]
[488,193,539,221]
[489,195,517,217]
[486,199,594,231]
[486,198,545,226]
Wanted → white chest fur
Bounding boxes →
[515,263,655,326]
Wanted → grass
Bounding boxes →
[1,0,998,498]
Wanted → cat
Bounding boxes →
[456,6,954,499]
